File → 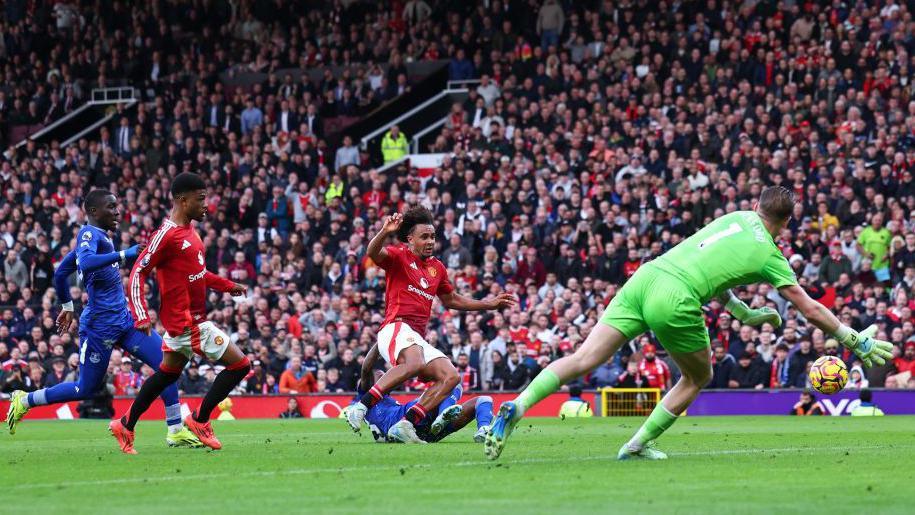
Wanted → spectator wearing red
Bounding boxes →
[112,357,141,396]
[637,344,671,391]
[893,342,915,375]
[456,352,480,391]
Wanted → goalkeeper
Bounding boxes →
[485,186,893,461]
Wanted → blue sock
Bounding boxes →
[475,396,494,429]
[438,385,463,413]
[27,383,79,407]
[165,403,183,429]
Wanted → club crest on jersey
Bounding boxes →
[215,336,224,346]
[427,267,437,277]
[82,232,92,241]
[89,352,101,364]
[198,252,204,265]
[181,239,191,250]
[409,262,418,270]
[419,277,430,289]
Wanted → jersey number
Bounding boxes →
[697,223,742,250]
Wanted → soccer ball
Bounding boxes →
[809,356,849,394]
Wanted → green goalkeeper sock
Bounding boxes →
[515,369,561,416]
[627,402,678,449]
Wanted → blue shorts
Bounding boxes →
[77,320,165,395]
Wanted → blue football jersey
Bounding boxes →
[75,225,131,327]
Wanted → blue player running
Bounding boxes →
[4,190,201,448]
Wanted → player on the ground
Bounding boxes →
[485,186,893,460]
[4,190,201,448]
[108,172,250,454]
[346,207,515,443]
[357,368,494,444]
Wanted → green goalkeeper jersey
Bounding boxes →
[651,211,798,302]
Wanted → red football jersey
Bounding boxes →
[128,219,235,336]
[377,244,453,334]
[638,358,671,389]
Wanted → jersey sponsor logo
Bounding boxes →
[82,231,92,241]
[409,262,418,270]
[419,277,430,289]
[198,251,204,265]
[188,269,207,282]
[427,266,437,277]
[181,239,191,250]
[407,284,435,301]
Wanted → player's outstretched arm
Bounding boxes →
[205,270,247,296]
[358,344,381,392]
[76,240,144,273]
[54,250,78,334]
[439,291,517,312]
[718,289,782,328]
[778,284,893,367]
[366,213,402,264]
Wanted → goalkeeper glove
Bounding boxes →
[725,295,782,328]
[834,324,894,367]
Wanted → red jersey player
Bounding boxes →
[637,344,672,391]
[347,207,515,443]
[108,172,249,454]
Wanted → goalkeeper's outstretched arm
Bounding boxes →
[778,284,893,366]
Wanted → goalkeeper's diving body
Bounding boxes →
[484,186,893,461]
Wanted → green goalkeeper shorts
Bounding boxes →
[600,263,710,354]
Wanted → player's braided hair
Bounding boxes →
[758,186,795,222]
[397,206,434,242]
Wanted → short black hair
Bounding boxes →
[396,206,434,242]
[83,189,115,210]
[568,384,583,397]
[170,172,206,197]
[859,388,873,403]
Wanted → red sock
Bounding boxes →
[405,403,427,425]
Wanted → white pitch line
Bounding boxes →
[11,443,911,491]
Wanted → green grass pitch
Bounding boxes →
[2,416,914,514]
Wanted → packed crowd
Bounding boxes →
[3,0,915,401]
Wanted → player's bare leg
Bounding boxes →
[618,347,711,461]
[438,396,494,443]
[112,350,188,454]
[388,354,459,443]
[184,343,251,450]
[415,357,461,435]
[486,323,628,459]
[349,345,425,433]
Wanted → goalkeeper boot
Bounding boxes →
[347,402,367,433]
[484,401,519,460]
[388,419,425,444]
[617,440,668,461]
[430,404,462,436]
[473,425,489,443]
[166,427,204,448]
[5,390,29,435]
